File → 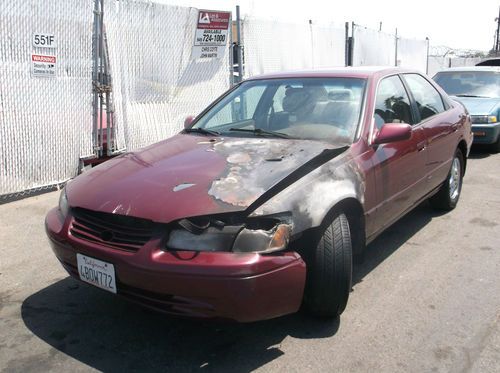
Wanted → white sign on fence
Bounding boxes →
[31,54,56,77]
[191,10,230,59]
[33,33,56,48]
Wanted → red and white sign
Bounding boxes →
[192,9,231,59]
[31,54,56,77]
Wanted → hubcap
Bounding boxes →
[449,157,461,201]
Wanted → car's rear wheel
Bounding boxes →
[305,211,352,318]
[429,148,464,210]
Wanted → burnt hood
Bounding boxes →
[67,134,348,223]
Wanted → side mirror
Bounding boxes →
[373,123,412,145]
[184,116,195,129]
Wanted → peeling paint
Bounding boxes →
[173,183,196,192]
[208,138,344,208]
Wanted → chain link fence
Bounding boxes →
[0,0,94,199]
[242,17,345,78]
[351,24,428,72]
[427,56,483,76]
[352,25,396,67]
[0,1,439,200]
[397,37,428,72]
[105,0,231,151]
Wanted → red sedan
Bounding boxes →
[46,67,472,322]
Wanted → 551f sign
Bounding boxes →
[33,33,56,48]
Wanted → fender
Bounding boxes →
[250,152,366,235]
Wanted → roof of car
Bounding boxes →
[245,66,420,80]
[435,66,500,73]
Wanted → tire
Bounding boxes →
[305,212,353,318]
[429,148,464,211]
[491,135,500,154]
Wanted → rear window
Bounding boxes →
[434,71,500,98]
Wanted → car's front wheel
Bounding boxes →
[305,211,352,318]
[429,148,464,210]
[491,134,500,153]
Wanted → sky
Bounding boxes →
[154,0,500,51]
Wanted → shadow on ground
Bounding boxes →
[22,203,443,372]
[468,144,496,159]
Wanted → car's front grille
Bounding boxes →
[70,208,154,252]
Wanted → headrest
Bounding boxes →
[282,88,310,112]
[328,89,353,101]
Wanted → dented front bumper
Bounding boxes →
[45,208,306,322]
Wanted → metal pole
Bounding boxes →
[100,0,112,156]
[98,0,104,157]
[103,29,113,155]
[309,20,314,68]
[496,6,500,53]
[92,0,100,157]
[425,37,430,74]
[349,22,355,66]
[394,28,398,67]
[236,5,243,81]
[229,13,235,86]
[345,22,349,67]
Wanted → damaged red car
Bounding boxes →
[46,67,472,322]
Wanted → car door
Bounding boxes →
[368,74,428,235]
[401,73,457,191]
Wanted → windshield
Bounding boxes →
[434,71,500,98]
[193,78,367,143]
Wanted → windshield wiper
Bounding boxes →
[184,127,220,136]
[454,94,490,98]
[229,127,291,139]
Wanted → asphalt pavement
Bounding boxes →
[1,148,499,373]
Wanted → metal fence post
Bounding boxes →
[425,37,430,74]
[309,20,314,68]
[92,0,100,157]
[90,0,119,158]
[236,5,244,82]
[229,12,235,86]
[349,22,355,66]
[98,0,105,157]
[394,28,398,66]
[345,22,349,67]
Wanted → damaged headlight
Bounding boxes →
[58,188,69,219]
[232,224,291,254]
[166,215,292,254]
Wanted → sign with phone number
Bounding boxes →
[192,10,230,59]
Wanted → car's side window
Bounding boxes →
[374,75,413,130]
[403,74,445,122]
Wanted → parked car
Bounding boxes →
[433,67,500,152]
[46,67,472,322]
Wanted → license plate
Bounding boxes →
[474,131,486,137]
[77,254,117,294]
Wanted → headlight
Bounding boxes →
[165,215,292,254]
[232,224,291,254]
[471,115,497,124]
[58,188,69,219]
